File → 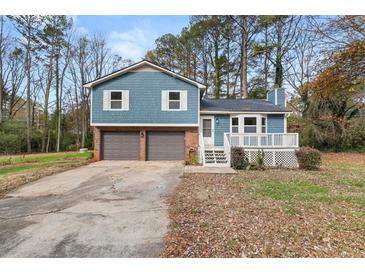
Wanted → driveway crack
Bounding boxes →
[0,207,67,220]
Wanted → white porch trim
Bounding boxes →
[200,111,291,114]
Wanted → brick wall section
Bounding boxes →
[139,130,146,161]
[93,127,101,161]
[94,126,199,162]
[184,128,199,162]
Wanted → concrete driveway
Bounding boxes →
[0,161,183,257]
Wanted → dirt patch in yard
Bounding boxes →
[162,153,365,257]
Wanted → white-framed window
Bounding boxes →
[103,90,129,111]
[168,91,181,110]
[261,117,266,133]
[244,117,257,133]
[161,90,187,111]
[202,118,212,137]
[231,117,239,133]
[110,91,123,110]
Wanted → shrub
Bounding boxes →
[295,147,321,170]
[342,118,365,150]
[0,132,23,154]
[187,147,199,165]
[255,149,265,170]
[231,147,249,170]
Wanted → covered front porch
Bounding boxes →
[199,132,299,167]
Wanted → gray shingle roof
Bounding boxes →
[200,99,290,113]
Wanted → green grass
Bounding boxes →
[338,178,365,188]
[0,165,38,175]
[328,162,365,174]
[0,151,93,196]
[254,180,328,201]
[253,179,365,207]
[0,151,92,166]
[0,151,92,176]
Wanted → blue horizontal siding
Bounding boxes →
[277,89,285,107]
[267,114,285,133]
[267,90,275,105]
[267,88,286,107]
[92,71,199,124]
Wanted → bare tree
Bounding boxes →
[0,16,7,123]
[230,16,259,98]
[7,48,26,119]
[56,29,73,152]
[285,19,320,115]
[8,15,41,152]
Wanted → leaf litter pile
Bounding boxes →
[162,153,365,257]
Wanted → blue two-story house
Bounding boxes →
[84,60,299,167]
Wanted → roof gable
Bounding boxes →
[83,60,206,89]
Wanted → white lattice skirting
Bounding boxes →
[244,149,298,168]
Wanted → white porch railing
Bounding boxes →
[199,132,205,164]
[223,132,231,166]
[226,133,299,148]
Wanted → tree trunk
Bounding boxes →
[81,100,86,148]
[0,16,4,124]
[73,81,81,149]
[275,19,284,88]
[240,16,249,99]
[31,96,36,127]
[55,55,60,152]
[46,129,50,153]
[25,24,32,153]
[213,40,220,99]
[263,23,269,92]
[226,39,230,97]
[41,59,53,152]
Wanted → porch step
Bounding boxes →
[203,149,229,166]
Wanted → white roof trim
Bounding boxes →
[200,111,291,114]
[83,60,206,89]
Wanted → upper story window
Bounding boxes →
[168,92,181,110]
[244,117,257,133]
[161,90,187,111]
[103,90,129,111]
[231,117,239,133]
[110,91,123,110]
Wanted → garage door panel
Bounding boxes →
[147,131,184,160]
[102,132,139,160]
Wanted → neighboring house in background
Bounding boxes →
[84,60,299,167]
[5,97,43,128]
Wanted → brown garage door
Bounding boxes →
[147,131,185,160]
[102,131,140,160]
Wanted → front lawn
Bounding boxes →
[163,152,365,257]
[0,151,93,196]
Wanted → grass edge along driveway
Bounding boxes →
[0,151,93,197]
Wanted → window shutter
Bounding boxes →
[161,90,168,111]
[122,90,129,111]
[103,90,110,111]
[181,90,188,111]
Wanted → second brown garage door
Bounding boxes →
[102,131,140,160]
[147,131,185,160]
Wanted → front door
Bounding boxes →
[201,116,214,146]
